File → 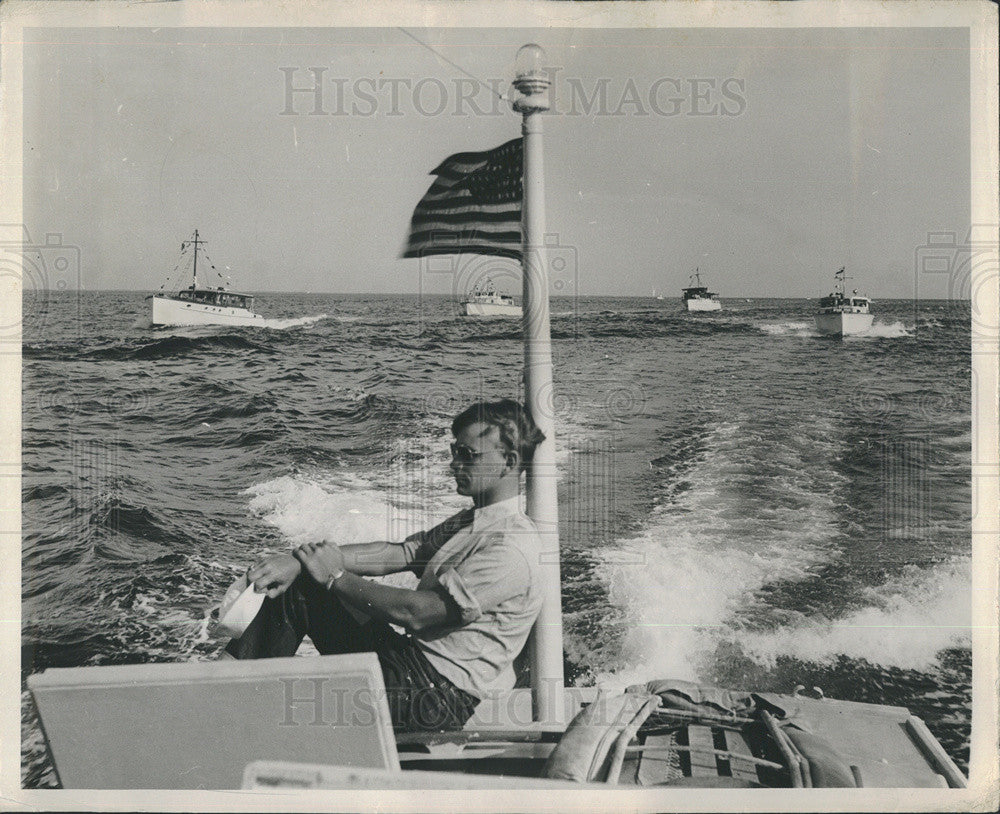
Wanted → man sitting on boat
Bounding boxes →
[223,400,546,731]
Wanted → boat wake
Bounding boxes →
[756,320,816,337]
[733,557,971,670]
[593,418,842,688]
[590,415,969,691]
[756,319,911,339]
[862,319,911,338]
[258,313,328,330]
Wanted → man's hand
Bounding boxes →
[247,553,301,599]
[293,541,346,587]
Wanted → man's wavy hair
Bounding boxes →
[451,400,545,471]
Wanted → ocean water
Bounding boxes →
[20,291,972,786]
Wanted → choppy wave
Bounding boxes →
[100,333,270,361]
[733,558,972,669]
[864,319,911,338]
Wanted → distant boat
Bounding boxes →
[681,269,722,312]
[147,231,264,327]
[461,277,522,317]
[814,267,873,336]
[652,287,665,301]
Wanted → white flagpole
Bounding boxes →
[513,44,565,725]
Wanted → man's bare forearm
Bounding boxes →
[331,572,450,632]
[339,540,410,576]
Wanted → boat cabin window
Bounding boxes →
[174,289,249,308]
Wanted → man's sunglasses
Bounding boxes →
[449,443,491,464]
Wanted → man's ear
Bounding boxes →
[505,449,520,472]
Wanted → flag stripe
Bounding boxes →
[408,228,523,243]
[404,244,521,260]
[405,228,523,246]
[403,138,523,260]
[413,202,521,215]
[410,209,521,226]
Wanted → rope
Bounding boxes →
[156,246,187,292]
[199,250,230,289]
[397,28,507,101]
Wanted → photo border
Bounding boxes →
[1,1,996,811]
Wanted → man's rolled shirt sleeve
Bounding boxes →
[401,509,474,576]
[435,533,532,625]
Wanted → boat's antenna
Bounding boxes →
[835,266,851,297]
[187,230,205,289]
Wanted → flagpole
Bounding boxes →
[513,44,565,726]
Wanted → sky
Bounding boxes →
[22,25,971,298]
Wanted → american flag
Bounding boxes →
[403,138,523,260]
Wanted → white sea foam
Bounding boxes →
[595,418,841,686]
[862,319,911,338]
[594,410,970,686]
[757,318,911,339]
[245,474,402,544]
[734,558,972,670]
[259,313,328,330]
[757,320,815,336]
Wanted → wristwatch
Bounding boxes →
[324,568,345,591]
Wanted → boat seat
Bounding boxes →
[27,653,399,789]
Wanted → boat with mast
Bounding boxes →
[682,269,722,312]
[147,230,264,327]
[27,44,967,793]
[814,267,874,336]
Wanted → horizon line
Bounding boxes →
[35,289,942,301]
